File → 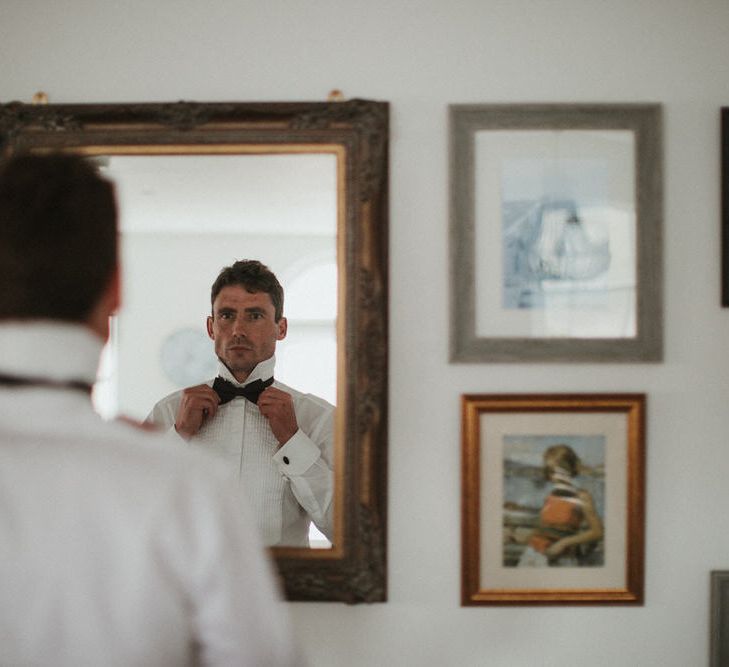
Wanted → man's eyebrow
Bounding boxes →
[214,305,267,315]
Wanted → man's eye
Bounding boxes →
[248,312,263,320]
[219,312,234,320]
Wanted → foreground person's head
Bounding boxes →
[0,153,119,337]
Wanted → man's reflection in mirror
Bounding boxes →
[147,260,334,547]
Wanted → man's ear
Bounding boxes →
[110,266,121,315]
[276,316,287,341]
[105,265,121,316]
[87,266,121,340]
[206,315,214,340]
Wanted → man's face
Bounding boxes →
[206,285,287,382]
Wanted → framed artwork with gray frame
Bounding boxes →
[711,570,729,666]
[461,393,645,605]
[450,104,663,362]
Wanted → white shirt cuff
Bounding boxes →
[272,429,320,475]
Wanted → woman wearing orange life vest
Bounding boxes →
[518,444,604,567]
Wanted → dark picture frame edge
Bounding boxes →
[721,109,729,307]
[710,570,729,666]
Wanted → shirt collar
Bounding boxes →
[0,320,103,385]
[216,354,276,387]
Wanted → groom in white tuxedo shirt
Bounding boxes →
[0,154,299,666]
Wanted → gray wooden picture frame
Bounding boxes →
[711,571,729,666]
[449,104,663,363]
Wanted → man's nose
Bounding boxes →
[232,317,248,336]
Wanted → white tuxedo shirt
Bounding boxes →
[0,322,299,666]
[147,356,334,547]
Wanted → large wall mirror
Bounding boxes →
[0,100,389,602]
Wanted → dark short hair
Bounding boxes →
[0,153,117,321]
[211,260,284,321]
[544,444,580,478]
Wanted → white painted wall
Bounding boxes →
[3,1,729,665]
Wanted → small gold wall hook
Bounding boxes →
[327,89,345,102]
[31,91,49,105]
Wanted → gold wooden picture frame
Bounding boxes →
[461,394,645,605]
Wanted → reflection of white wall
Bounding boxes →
[278,261,338,404]
[111,154,337,236]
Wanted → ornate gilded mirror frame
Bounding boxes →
[0,99,389,602]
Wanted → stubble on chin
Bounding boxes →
[218,353,255,381]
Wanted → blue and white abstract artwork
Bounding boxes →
[502,158,611,310]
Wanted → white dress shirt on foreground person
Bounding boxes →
[0,322,300,667]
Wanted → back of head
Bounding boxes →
[0,153,117,322]
[544,443,580,479]
[210,259,284,321]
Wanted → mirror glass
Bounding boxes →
[92,153,339,549]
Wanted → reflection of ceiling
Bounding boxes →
[102,154,337,236]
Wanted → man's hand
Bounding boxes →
[257,387,298,446]
[174,384,220,440]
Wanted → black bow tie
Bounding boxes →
[212,376,274,405]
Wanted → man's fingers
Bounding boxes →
[182,384,220,403]
[181,385,220,412]
[258,387,290,407]
[257,388,298,445]
[175,384,220,437]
